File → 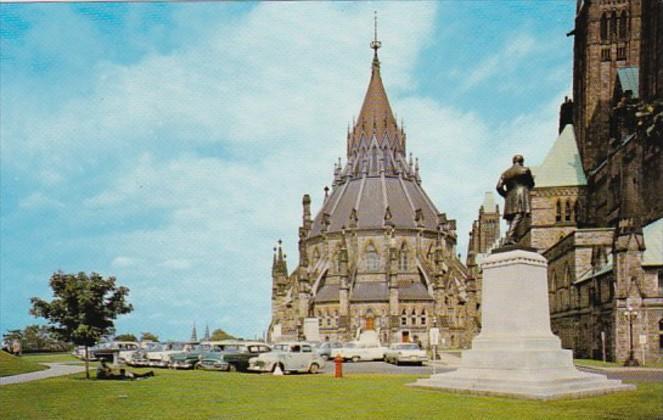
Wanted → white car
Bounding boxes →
[338,342,388,362]
[384,343,428,365]
[248,342,325,374]
[146,342,188,367]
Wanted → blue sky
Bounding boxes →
[1,2,575,340]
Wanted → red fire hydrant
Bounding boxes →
[334,354,343,378]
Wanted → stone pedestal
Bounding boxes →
[410,249,635,400]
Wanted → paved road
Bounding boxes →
[321,361,663,383]
[0,363,86,386]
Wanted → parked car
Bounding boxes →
[169,343,212,369]
[317,341,343,360]
[222,342,271,372]
[90,341,140,362]
[248,342,324,374]
[384,343,428,365]
[193,340,244,371]
[338,341,387,362]
[127,342,162,367]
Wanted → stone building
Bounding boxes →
[270,35,474,348]
[521,0,663,365]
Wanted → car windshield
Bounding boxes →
[393,344,419,350]
[272,344,288,351]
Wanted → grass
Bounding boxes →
[22,352,80,364]
[0,351,48,377]
[0,369,660,419]
[574,358,663,369]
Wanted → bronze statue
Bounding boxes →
[496,154,535,245]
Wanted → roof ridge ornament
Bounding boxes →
[370,10,382,66]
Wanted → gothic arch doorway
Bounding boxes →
[364,308,375,331]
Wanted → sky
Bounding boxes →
[0,1,576,341]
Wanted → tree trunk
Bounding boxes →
[85,346,90,379]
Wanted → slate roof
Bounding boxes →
[350,282,389,302]
[533,124,587,188]
[398,282,434,301]
[643,218,663,266]
[314,284,340,303]
[617,67,639,98]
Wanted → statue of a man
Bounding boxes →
[496,154,535,245]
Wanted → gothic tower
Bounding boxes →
[572,0,642,173]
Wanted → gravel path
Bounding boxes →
[0,363,86,386]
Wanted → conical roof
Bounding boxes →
[308,43,445,238]
[534,124,587,188]
[348,50,404,156]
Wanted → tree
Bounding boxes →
[21,325,71,353]
[114,333,137,342]
[139,332,159,342]
[30,272,133,379]
[210,328,234,341]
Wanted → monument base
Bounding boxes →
[410,249,635,400]
[410,348,634,400]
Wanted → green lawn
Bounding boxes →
[574,358,663,369]
[0,351,48,377]
[0,369,660,419]
[22,352,80,364]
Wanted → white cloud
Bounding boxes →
[18,192,64,210]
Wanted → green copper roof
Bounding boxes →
[533,124,587,188]
[617,67,639,99]
[643,218,663,266]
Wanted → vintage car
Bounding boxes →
[90,341,140,362]
[196,341,270,372]
[384,343,428,365]
[337,341,387,362]
[248,342,324,374]
[127,342,162,367]
[316,341,344,360]
[221,342,271,372]
[128,342,189,368]
[169,343,212,369]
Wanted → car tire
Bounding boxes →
[321,354,329,361]
[194,362,202,370]
[308,363,319,374]
[351,356,360,363]
[228,364,237,372]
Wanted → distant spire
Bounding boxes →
[190,322,198,342]
[203,323,210,341]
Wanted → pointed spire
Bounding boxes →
[348,12,402,158]
[203,323,210,341]
[190,322,198,342]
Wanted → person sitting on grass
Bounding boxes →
[96,360,155,380]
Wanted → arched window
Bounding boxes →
[401,309,407,327]
[365,244,380,272]
[410,309,417,326]
[619,11,628,40]
[334,310,339,327]
[556,199,562,223]
[399,243,409,271]
[312,248,320,265]
[565,199,572,222]
[611,11,618,41]
[420,309,427,326]
[600,13,609,41]
[326,310,331,327]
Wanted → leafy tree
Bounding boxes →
[114,334,137,342]
[210,329,234,341]
[139,332,159,342]
[30,272,133,378]
[22,325,72,353]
